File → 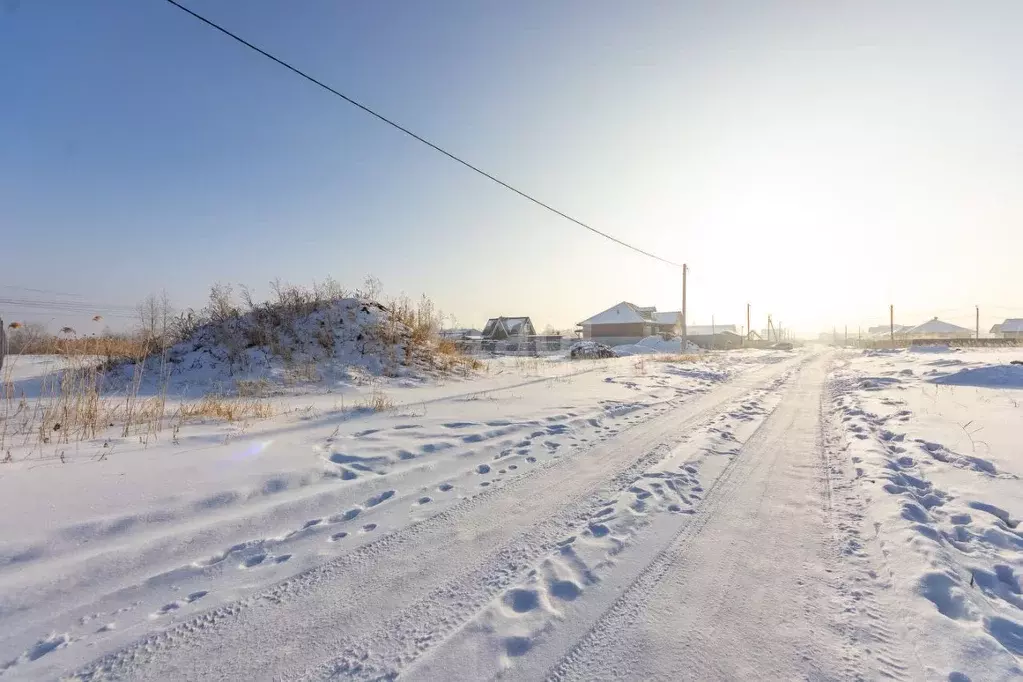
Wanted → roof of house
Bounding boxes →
[999,319,1023,333]
[482,316,533,337]
[686,324,738,336]
[905,317,972,335]
[868,325,911,334]
[578,302,651,326]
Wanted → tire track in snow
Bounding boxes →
[542,369,798,681]
[69,360,800,681]
[542,355,861,682]
[301,373,796,681]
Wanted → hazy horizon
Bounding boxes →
[4,0,1022,336]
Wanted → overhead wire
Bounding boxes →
[159,0,683,269]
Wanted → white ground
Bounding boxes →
[1,347,1021,680]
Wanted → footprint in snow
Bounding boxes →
[241,553,267,568]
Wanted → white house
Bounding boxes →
[904,317,973,340]
[578,302,680,346]
[994,319,1023,339]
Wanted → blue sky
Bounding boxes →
[3,1,1022,334]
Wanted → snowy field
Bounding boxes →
[830,347,1023,681]
[1,346,1021,680]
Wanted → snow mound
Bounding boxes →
[569,341,618,359]
[930,364,1023,389]
[614,336,701,356]
[909,345,954,354]
[107,297,471,395]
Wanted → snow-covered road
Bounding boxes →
[5,347,1022,680]
[68,355,805,680]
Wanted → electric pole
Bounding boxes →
[746,303,751,344]
[681,263,688,349]
[890,304,895,349]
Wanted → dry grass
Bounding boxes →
[6,326,151,363]
[355,389,394,413]
[235,378,274,397]
[0,276,484,460]
[282,360,321,385]
[177,395,274,422]
[651,353,701,363]
[0,351,173,456]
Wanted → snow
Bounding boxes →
[933,364,1023,388]
[830,348,1023,680]
[100,297,454,399]
[613,335,701,355]
[0,348,782,679]
[3,345,1021,680]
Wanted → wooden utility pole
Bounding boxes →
[681,264,688,349]
[746,303,751,344]
[767,314,773,342]
[890,304,895,349]
[976,305,980,340]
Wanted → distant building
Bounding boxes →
[578,302,738,348]
[689,328,743,349]
[904,318,973,340]
[994,319,1023,339]
[439,328,482,341]
[867,325,911,335]
[578,302,680,346]
[481,317,535,342]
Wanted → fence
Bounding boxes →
[858,337,1021,349]
[455,335,571,357]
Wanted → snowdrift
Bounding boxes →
[930,363,1023,389]
[613,336,702,356]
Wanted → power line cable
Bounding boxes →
[0,297,138,311]
[0,284,84,298]
[160,0,682,268]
